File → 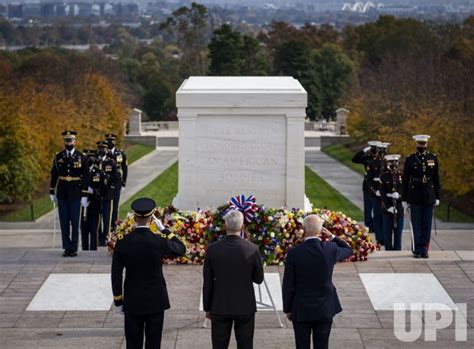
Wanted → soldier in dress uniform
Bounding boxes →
[366,142,385,245]
[380,155,404,251]
[402,135,440,258]
[80,149,99,250]
[49,130,89,257]
[111,198,186,349]
[105,134,128,232]
[352,141,381,233]
[96,141,119,246]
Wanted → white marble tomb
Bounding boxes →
[172,76,309,210]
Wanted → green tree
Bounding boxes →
[274,39,320,119]
[143,78,174,120]
[160,2,210,77]
[313,44,356,120]
[208,24,243,75]
[241,35,269,75]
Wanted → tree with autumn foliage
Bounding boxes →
[0,49,129,206]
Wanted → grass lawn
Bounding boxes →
[435,201,474,223]
[119,161,178,218]
[305,166,364,221]
[1,193,53,222]
[0,143,156,222]
[125,143,155,165]
[321,144,365,176]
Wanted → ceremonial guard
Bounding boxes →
[96,141,119,246]
[380,155,404,251]
[352,141,381,233]
[366,143,385,245]
[112,198,186,349]
[50,130,89,257]
[80,149,98,250]
[105,134,128,232]
[402,135,440,258]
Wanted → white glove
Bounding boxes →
[402,201,408,210]
[121,187,125,192]
[391,192,400,200]
[87,187,94,194]
[375,190,381,197]
[387,206,396,214]
[435,199,440,206]
[114,304,124,315]
[154,217,165,232]
[363,146,371,153]
[81,197,89,208]
[49,194,57,204]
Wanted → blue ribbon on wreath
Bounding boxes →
[229,194,257,224]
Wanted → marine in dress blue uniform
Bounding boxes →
[402,135,440,258]
[95,141,119,246]
[105,134,128,232]
[49,131,89,257]
[352,141,381,233]
[380,154,404,251]
[366,142,389,245]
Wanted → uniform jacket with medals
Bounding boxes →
[402,151,440,206]
[95,156,119,201]
[108,148,128,187]
[366,157,383,198]
[380,168,404,217]
[50,149,89,200]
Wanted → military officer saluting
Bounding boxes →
[352,141,381,234]
[96,141,119,246]
[380,154,404,251]
[105,134,128,232]
[402,135,440,258]
[50,131,89,257]
[111,198,186,349]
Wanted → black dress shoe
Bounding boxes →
[70,251,77,257]
[98,242,107,247]
[63,250,70,257]
[422,254,429,259]
[413,252,420,258]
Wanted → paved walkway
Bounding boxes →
[0,247,472,348]
[0,150,178,231]
[305,149,474,230]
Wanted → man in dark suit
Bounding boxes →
[282,215,352,349]
[203,210,264,349]
[111,198,186,349]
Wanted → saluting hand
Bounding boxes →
[320,227,335,240]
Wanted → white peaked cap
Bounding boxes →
[385,154,401,161]
[368,141,382,147]
[413,134,430,142]
[380,142,390,148]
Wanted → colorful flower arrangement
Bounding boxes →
[108,198,376,265]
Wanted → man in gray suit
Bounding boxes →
[203,210,264,349]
